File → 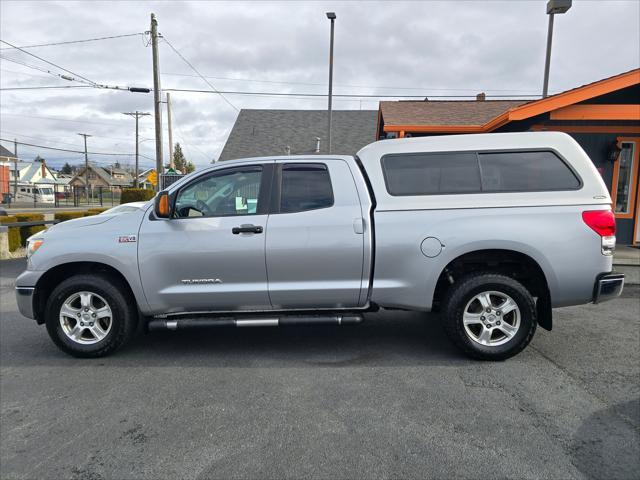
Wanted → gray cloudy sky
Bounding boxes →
[1,0,638,170]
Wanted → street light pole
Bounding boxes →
[326,12,336,154]
[542,0,572,98]
[123,112,151,188]
[150,13,163,191]
[78,133,91,202]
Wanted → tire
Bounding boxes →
[442,273,537,361]
[45,274,137,358]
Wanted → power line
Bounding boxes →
[0,129,154,151]
[0,39,97,86]
[0,56,147,92]
[0,67,57,79]
[0,112,146,127]
[163,88,539,99]
[0,33,144,50]
[162,36,240,112]
[0,54,78,82]
[0,85,94,91]
[162,72,540,94]
[0,84,540,99]
[1,138,143,156]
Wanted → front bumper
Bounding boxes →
[15,287,36,319]
[593,272,625,304]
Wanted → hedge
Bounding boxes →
[87,208,108,214]
[121,188,155,204]
[0,216,21,251]
[13,213,46,245]
[54,211,90,222]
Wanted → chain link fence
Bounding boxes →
[1,185,125,209]
[160,173,185,190]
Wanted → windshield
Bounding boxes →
[38,188,53,195]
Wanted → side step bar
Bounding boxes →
[147,314,363,332]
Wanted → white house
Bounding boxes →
[0,153,62,187]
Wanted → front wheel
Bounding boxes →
[45,274,137,358]
[442,273,537,360]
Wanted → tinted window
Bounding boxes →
[174,167,262,218]
[382,152,481,195]
[280,164,334,213]
[479,151,580,192]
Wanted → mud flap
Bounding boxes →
[536,291,552,331]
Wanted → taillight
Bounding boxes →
[582,210,616,236]
[582,210,616,255]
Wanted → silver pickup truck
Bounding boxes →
[16,132,624,360]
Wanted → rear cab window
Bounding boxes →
[381,150,580,196]
[280,163,334,213]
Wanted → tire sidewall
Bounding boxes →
[445,275,536,360]
[45,275,132,357]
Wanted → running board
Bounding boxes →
[147,314,363,331]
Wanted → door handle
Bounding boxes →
[232,224,263,234]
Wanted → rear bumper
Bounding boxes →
[593,272,625,304]
[15,287,36,319]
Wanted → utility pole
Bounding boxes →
[13,138,18,199]
[78,133,91,202]
[123,111,151,187]
[166,92,174,170]
[150,13,163,191]
[326,12,336,154]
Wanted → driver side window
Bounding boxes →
[174,167,263,218]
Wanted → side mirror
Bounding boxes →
[154,191,171,218]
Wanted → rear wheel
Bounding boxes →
[45,274,137,358]
[442,273,536,360]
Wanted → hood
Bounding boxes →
[48,214,115,232]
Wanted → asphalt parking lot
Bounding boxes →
[1,258,638,480]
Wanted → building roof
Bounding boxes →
[219,109,378,161]
[72,164,133,186]
[380,68,640,134]
[17,161,62,184]
[380,100,527,127]
[0,144,16,159]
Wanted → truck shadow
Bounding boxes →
[9,311,474,367]
[123,311,468,367]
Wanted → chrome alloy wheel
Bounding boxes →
[59,291,113,345]
[462,291,521,347]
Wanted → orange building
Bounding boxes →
[377,69,640,244]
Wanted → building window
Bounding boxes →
[614,142,636,216]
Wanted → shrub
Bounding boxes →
[87,208,108,214]
[54,211,87,222]
[0,216,21,251]
[121,188,155,204]
[13,213,46,245]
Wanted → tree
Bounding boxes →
[172,143,187,173]
[61,162,73,174]
[184,160,196,174]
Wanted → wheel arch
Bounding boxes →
[33,261,140,325]
[432,248,553,330]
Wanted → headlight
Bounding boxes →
[26,237,44,258]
